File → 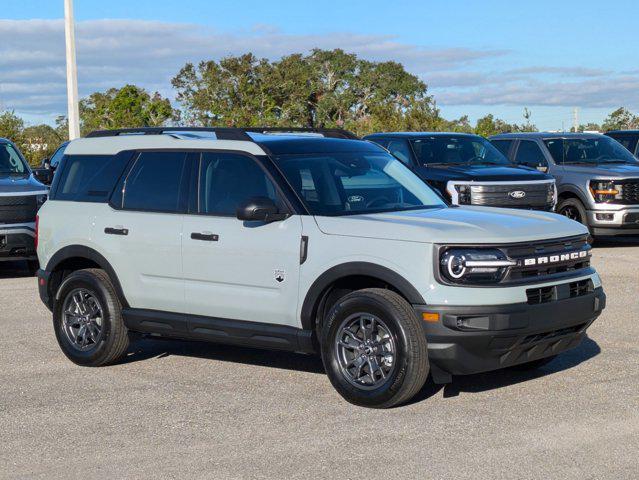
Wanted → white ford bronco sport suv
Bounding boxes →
[37,127,606,408]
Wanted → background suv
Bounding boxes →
[0,137,48,271]
[364,132,556,210]
[491,132,639,237]
[37,127,604,408]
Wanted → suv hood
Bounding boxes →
[315,206,587,244]
[0,174,47,194]
[416,164,550,182]
[562,163,639,178]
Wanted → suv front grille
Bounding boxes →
[0,195,38,224]
[470,182,553,209]
[505,235,591,282]
[526,279,594,305]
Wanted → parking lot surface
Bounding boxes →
[1,238,638,479]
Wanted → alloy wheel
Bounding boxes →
[61,288,105,352]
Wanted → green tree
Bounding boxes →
[601,107,639,131]
[172,49,442,135]
[22,124,65,166]
[474,114,519,137]
[0,110,25,145]
[80,84,178,135]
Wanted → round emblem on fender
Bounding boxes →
[509,190,526,199]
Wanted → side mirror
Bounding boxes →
[42,158,51,169]
[536,165,549,173]
[236,197,288,222]
[32,168,53,185]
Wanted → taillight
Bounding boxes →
[34,215,39,250]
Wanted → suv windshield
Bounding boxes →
[275,151,446,216]
[410,135,512,166]
[544,137,639,165]
[0,142,28,175]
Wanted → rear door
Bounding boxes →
[181,151,302,327]
[97,150,191,313]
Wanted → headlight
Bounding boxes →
[439,248,516,284]
[454,184,471,205]
[589,180,622,203]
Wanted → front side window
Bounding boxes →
[198,152,281,216]
[515,140,548,169]
[386,139,414,166]
[275,151,445,216]
[410,136,511,166]
[122,152,189,212]
[0,143,28,174]
[544,137,639,165]
[49,143,68,168]
[490,139,513,158]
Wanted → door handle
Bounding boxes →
[191,232,219,242]
[105,227,129,236]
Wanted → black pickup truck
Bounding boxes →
[363,132,556,210]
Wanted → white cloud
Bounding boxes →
[0,18,637,122]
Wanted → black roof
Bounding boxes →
[606,130,639,134]
[252,133,385,155]
[490,132,605,140]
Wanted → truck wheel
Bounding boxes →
[321,288,429,408]
[53,268,129,367]
[557,198,588,226]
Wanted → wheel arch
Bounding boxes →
[45,245,129,308]
[557,184,589,205]
[300,262,425,332]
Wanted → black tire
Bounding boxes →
[320,288,429,408]
[557,198,589,228]
[53,268,129,366]
[510,355,558,371]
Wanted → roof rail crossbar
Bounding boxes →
[241,127,359,139]
[85,127,253,141]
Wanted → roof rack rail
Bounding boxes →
[85,126,359,141]
[241,127,359,139]
[85,127,253,141]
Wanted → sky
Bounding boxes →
[2,0,638,131]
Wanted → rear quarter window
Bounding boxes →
[50,153,132,202]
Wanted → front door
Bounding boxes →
[182,151,302,327]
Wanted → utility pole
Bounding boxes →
[64,0,80,139]
[572,107,579,133]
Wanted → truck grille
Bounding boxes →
[0,195,38,224]
[469,182,553,209]
[503,235,592,284]
[620,180,639,204]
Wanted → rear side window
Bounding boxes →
[52,154,130,202]
[120,152,189,213]
[490,140,513,158]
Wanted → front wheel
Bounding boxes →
[321,288,429,408]
[557,198,588,225]
[53,268,130,366]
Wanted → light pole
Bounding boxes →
[64,0,80,139]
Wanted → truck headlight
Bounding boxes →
[589,180,622,203]
[454,184,471,205]
[439,248,517,284]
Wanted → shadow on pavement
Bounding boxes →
[0,260,35,279]
[121,336,326,375]
[120,335,600,403]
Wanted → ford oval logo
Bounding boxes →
[509,190,526,199]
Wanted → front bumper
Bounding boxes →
[587,207,639,235]
[414,286,605,376]
[0,224,36,261]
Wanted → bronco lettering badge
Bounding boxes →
[523,250,588,266]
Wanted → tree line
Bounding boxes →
[1,49,637,165]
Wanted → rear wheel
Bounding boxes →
[53,268,129,366]
[321,288,429,408]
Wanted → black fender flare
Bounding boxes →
[300,262,425,330]
[45,245,129,308]
[557,184,590,206]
